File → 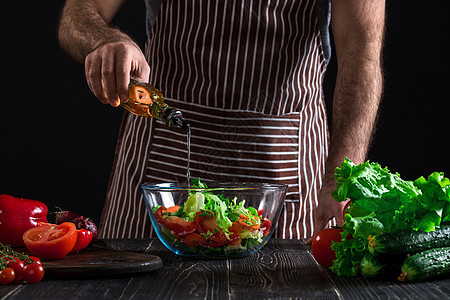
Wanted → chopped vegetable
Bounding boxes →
[22,222,78,260]
[155,206,197,237]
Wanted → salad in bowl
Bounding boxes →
[141,179,287,258]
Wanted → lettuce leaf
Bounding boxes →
[330,213,384,276]
[183,192,205,220]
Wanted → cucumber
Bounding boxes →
[398,247,450,282]
[368,223,450,256]
[360,253,404,279]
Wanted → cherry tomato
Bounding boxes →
[22,222,77,260]
[0,267,15,285]
[26,256,42,266]
[155,206,196,237]
[22,263,44,283]
[311,228,343,269]
[71,229,93,253]
[7,258,24,283]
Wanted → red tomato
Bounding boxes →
[182,233,208,248]
[155,206,196,237]
[311,228,343,269]
[193,211,228,245]
[22,263,44,283]
[0,267,15,285]
[193,212,241,247]
[7,258,24,283]
[226,222,242,246]
[0,194,48,247]
[27,256,42,266]
[165,205,181,213]
[22,222,77,260]
[71,229,93,253]
[261,218,272,235]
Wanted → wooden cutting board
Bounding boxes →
[41,246,162,279]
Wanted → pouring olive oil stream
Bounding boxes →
[121,79,191,185]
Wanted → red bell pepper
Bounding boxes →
[0,194,48,247]
[70,229,93,252]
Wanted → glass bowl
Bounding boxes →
[141,182,288,259]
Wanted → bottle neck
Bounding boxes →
[162,107,190,132]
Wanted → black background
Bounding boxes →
[1,1,449,225]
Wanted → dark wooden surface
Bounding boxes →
[42,246,162,279]
[2,238,450,299]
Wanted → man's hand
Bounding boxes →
[58,0,150,106]
[306,179,348,244]
[84,41,150,107]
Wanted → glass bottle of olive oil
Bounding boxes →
[121,79,190,132]
[122,79,192,184]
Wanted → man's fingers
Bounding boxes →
[101,49,120,107]
[85,54,108,104]
[84,41,150,106]
[115,51,131,104]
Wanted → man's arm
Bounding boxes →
[58,0,150,106]
[312,0,385,236]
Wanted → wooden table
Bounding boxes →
[2,238,450,299]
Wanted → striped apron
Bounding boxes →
[99,0,329,240]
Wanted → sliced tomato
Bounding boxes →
[182,233,208,248]
[261,218,272,235]
[193,211,212,234]
[155,206,196,237]
[238,214,261,231]
[194,211,241,247]
[226,222,242,246]
[194,211,226,243]
[71,229,93,253]
[165,205,181,213]
[22,222,78,260]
